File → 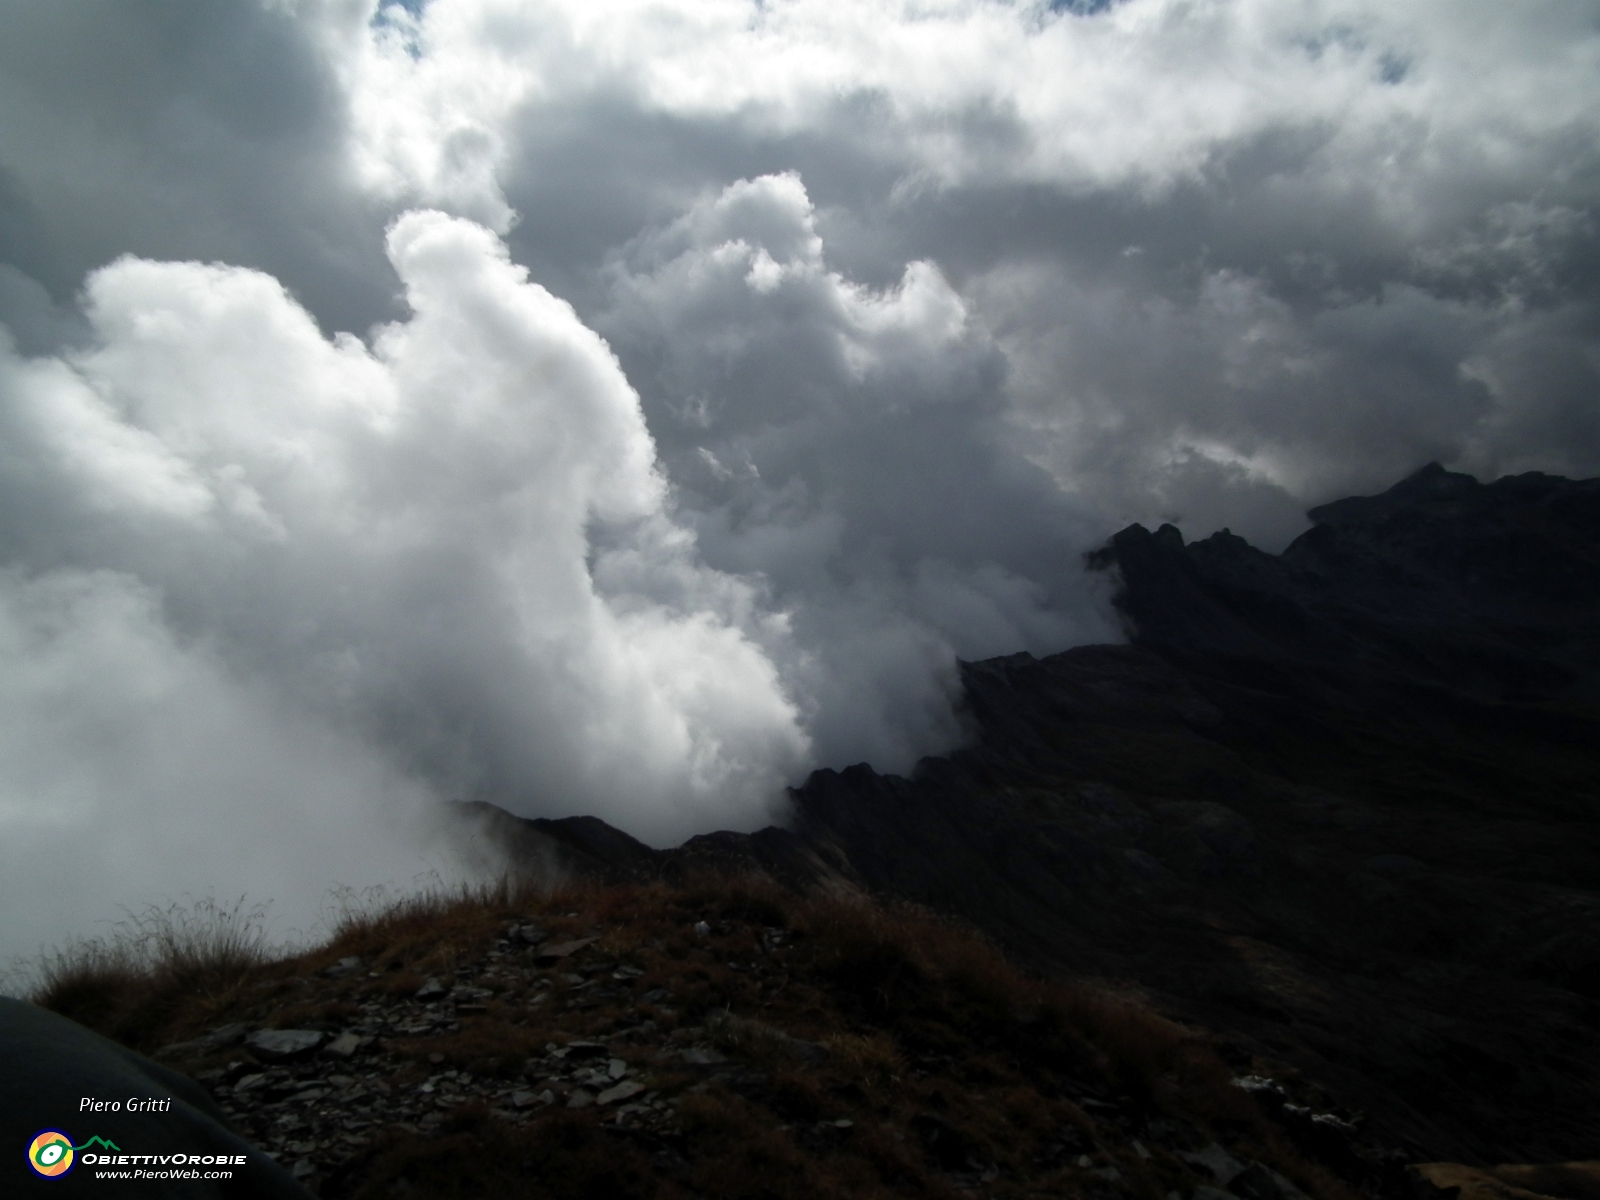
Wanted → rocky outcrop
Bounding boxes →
[133,885,1352,1200]
[1095,462,1600,701]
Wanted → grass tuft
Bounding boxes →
[30,895,270,1045]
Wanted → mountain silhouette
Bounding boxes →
[471,464,1600,1169]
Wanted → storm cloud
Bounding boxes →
[1,0,1596,962]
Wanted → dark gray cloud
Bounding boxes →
[591,173,1119,767]
[1,0,1597,962]
[470,4,1599,548]
[0,0,397,335]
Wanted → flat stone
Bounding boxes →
[1180,1145,1245,1186]
[1231,1075,1285,1098]
[1309,1111,1360,1137]
[245,1029,326,1062]
[679,1047,727,1065]
[597,1081,645,1106]
[607,1058,628,1079]
[156,1022,250,1060]
[1228,1163,1312,1200]
[323,956,364,979]
[535,936,601,965]
[563,1041,609,1060]
[566,1089,595,1109]
[322,1032,364,1060]
[515,925,550,946]
[414,978,448,1001]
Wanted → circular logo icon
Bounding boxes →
[28,1130,75,1178]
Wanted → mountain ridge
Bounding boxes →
[468,463,1600,1175]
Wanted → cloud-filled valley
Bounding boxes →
[1,0,1597,964]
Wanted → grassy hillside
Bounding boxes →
[31,876,1362,1200]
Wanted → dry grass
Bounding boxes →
[30,895,271,1047]
[31,874,1362,1200]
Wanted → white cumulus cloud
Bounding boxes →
[0,209,817,962]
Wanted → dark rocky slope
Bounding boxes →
[474,465,1600,1176]
[93,880,1353,1200]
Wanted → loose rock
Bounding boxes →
[1229,1163,1312,1200]
[1180,1143,1245,1186]
[597,1081,645,1106]
[245,1029,325,1062]
[156,1022,250,1060]
[535,937,601,965]
[322,1032,364,1060]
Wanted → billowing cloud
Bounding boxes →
[340,0,1598,545]
[0,210,814,961]
[596,172,1119,767]
[1,0,1597,958]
